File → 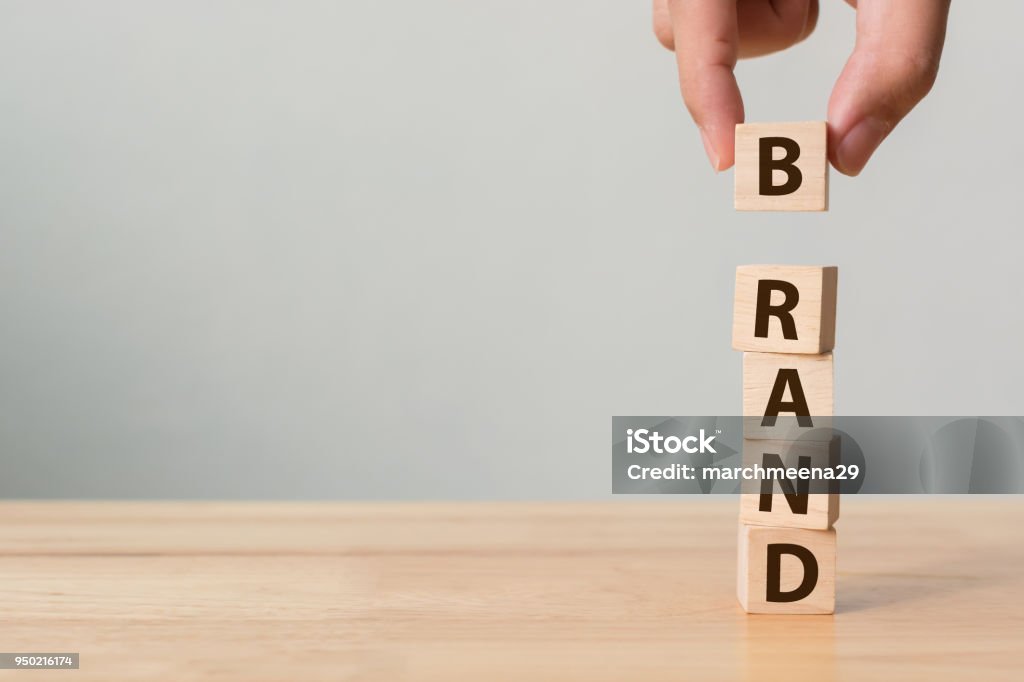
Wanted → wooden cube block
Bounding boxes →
[739,438,840,530]
[735,122,828,212]
[737,524,836,614]
[732,265,837,354]
[743,352,833,440]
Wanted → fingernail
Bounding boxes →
[835,117,891,176]
[699,128,720,173]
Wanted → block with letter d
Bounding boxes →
[737,524,836,614]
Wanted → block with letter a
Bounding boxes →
[742,351,834,440]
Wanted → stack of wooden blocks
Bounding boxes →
[732,122,839,614]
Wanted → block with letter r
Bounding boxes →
[732,265,838,355]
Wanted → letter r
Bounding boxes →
[754,279,799,340]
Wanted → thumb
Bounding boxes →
[828,0,951,176]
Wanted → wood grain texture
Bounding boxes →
[739,437,840,530]
[737,523,836,614]
[2,500,1023,681]
[743,351,834,440]
[735,121,829,211]
[732,265,838,354]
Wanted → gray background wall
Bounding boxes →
[1,1,1021,499]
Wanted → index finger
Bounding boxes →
[668,0,745,171]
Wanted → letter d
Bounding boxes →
[765,543,818,602]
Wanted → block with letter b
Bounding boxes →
[737,524,836,614]
[735,122,828,212]
[732,265,838,354]
[743,351,833,440]
[739,437,840,530]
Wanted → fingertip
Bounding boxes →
[717,139,736,171]
[830,117,891,176]
[653,0,674,51]
[800,0,820,42]
[699,124,737,173]
[699,128,720,172]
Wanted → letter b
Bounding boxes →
[759,137,802,195]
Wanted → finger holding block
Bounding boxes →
[732,265,838,354]
[739,438,840,531]
[737,524,836,614]
[743,352,834,440]
[735,121,828,212]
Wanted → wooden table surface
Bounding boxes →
[1,499,1022,681]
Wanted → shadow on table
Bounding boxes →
[838,563,994,614]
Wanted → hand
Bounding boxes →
[653,0,951,175]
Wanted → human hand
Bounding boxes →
[653,0,951,175]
